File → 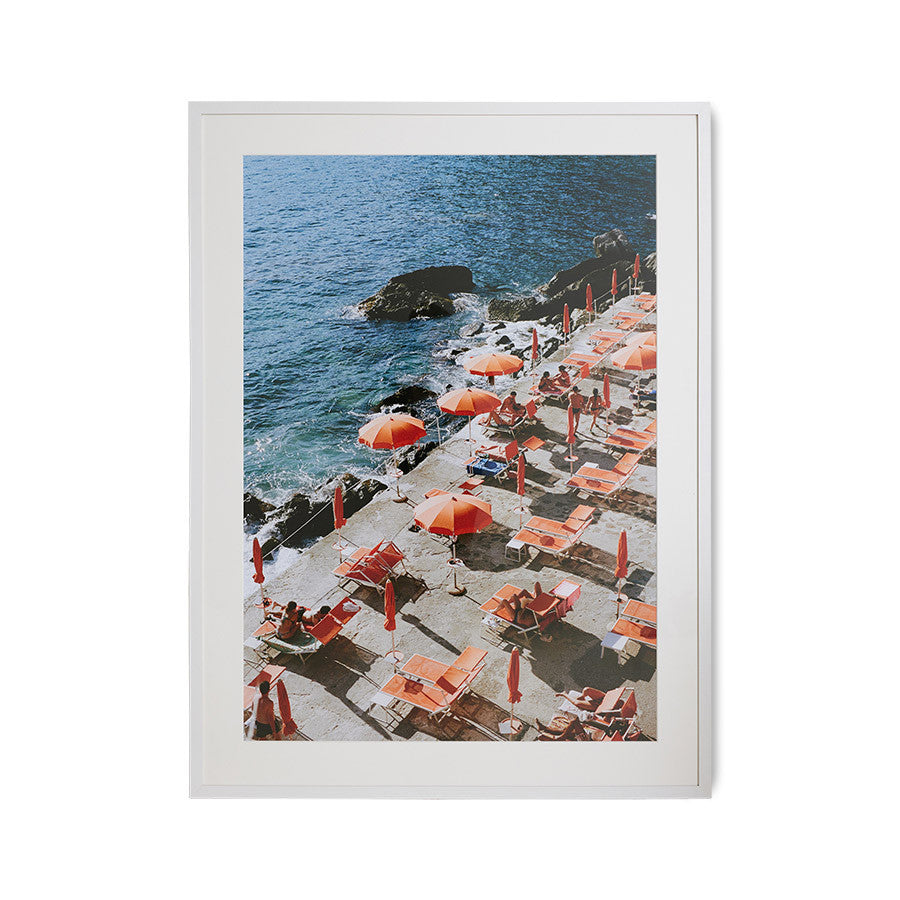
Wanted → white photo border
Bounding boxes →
[189,102,712,798]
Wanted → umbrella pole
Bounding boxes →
[391,448,406,503]
[448,537,465,596]
[390,632,397,671]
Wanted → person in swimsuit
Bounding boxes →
[276,601,308,640]
[537,371,557,394]
[301,605,331,628]
[485,391,525,426]
[568,385,585,430]
[251,681,283,740]
[587,388,604,433]
[495,581,543,626]
[552,365,571,390]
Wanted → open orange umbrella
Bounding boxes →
[501,647,523,738]
[275,679,298,737]
[384,578,400,666]
[615,530,628,616]
[609,343,656,372]
[463,351,523,385]
[437,386,501,446]
[359,413,427,501]
[626,330,656,348]
[413,492,492,595]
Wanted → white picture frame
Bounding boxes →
[190,102,711,798]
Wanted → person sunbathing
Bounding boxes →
[551,365,571,390]
[495,581,543,625]
[301,605,331,628]
[537,371,557,393]
[485,391,525,426]
[249,681,283,740]
[535,714,587,741]
[556,687,605,711]
[276,601,308,640]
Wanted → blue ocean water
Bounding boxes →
[244,155,656,504]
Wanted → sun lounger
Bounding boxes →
[480,579,580,641]
[253,597,362,662]
[611,310,648,329]
[603,421,657,452]
[588,330,626,355]
[520,505,594,540]
[566,453,642,496]
[400,646,488,687]
[608,617,657,649]
[466,440,518,480]
[479,400,539,432]
[370,646,487,722]
[332,540,406,591]
[621,599,657,627]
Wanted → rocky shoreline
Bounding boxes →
[245,227,654,562]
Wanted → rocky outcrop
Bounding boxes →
[372,384,437,414]
[487,230,656,322]
[358,266,475,321]
[260,473,387,554]
[244,492,275,526]
[593,228,633,260]
[458,321,484,338]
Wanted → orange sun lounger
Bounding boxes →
[588,329,626,354]
[611,310,648,329]
[603,421,657,452]
[332,540,406,591]
[609,617,657,649]
[370,645,488,722]
[252,597,362,663]
[480,580,581,640]
[621,599,657,627]
[567,453,642,496]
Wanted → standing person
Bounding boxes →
[569,385,585,431]
[248,681,283,740]
[587,388,604,433]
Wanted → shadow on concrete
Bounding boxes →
[456,526,519,573]
[399,611,461,657]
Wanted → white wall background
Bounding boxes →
[2,2,895,898]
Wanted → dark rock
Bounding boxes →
[372,384,437,413]
[593,228,634,262]
[396,440,438,474]
[358,266,474,321]
[265,473,387,550]
[244,492,275,526]
[459,321,484,338]
[542,337,561,358]
[495,334,512,346]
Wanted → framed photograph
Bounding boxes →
[190,102,711,798]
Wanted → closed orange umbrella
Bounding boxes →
[413,493,492,595]
[611,267,618,299]
[502,648,523,738]
[634,254,640,283]
[332,485,347,556]
[563,303,570,341]
[252,537,267,611]
[603,373,611,408]
[516,454,526,526]
[615,530,628,616]
[275,679,298,737]
[463,351,524,385]
[609,343,656,372]
[586,283,593,315]
[437,386,501,445]
[359,414,427,501]
[564,404,577,471]
[384,578,400,666]
[531,328,539,388]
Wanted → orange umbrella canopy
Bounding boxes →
[609,343,657,371]
[626,330,656,348]
[413,492,492,536]
[358,414,426,449]
[437,386,501,417]
[462,352,524,378]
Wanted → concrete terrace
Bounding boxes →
[244,295,658,741]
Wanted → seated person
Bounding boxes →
[556,686,605,712]
[485,391,526,426]
[551,365,571,390]
[301,605,332,628]
[276,601,309,640]
[537,371,560,394]
[248,680,283,741]
[495,581,543,625]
